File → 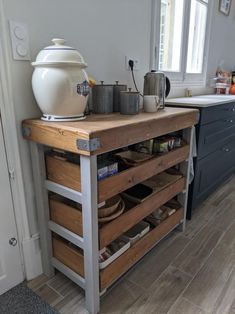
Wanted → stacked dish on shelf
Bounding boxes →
[98,195,124,223]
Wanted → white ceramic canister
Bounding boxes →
[31,38,90,121]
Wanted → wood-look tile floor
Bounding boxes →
[27,176,235,314]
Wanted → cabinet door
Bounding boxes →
[192,141,235,210]
[200,103,235,125]
[197,119,235,158]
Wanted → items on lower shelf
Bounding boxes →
[122,221,150,245]
[52,201,183,280]
[121,170,183,204]
[99,236,130,269]
[98,200,182,270]
[144,199,181,227]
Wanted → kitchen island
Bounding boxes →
[22,107,198,314]
[166,95,235,218]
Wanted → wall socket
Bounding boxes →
[125,56,139,71]
[9,21,31,61]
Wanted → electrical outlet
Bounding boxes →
[9,21,31,61]
[125,56,139,71]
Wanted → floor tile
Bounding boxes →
[183,244,235,313]
[125,266,192,314]
[35,283,63,307]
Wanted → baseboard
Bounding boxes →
[22,234,43,280]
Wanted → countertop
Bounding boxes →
[22,107,198,155]
[166,94,235,108]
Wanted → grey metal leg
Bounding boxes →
[178,126,194,231]
[80,155,100,314]
[29,142,54,277]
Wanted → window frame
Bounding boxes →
[150,0,213,86]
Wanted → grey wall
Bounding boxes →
[2,0,235,235]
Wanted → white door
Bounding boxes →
[0,118,24,295]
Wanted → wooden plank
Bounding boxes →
[22,108,199,155]
[23,119,89,155]
[125,266,192,314]
[127,233,188,290]
[93,111,198,156]
[99,177,185,248]
[212,268,235,314]
[49,196,83,236]
[52,237,84,278]
[183,243,235,313]
[46,155,81,192]
[98,145,189,202]
[168,297,206,314]
[101,280,145,314]
[172,222,224,276]
[100,208,183,290]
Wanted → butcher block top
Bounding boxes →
[22,107,199,155]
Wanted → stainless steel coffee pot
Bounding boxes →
[143,71,171,109]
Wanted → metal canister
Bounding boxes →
[113,81,127,112]
[120,88,140,115]
[92,81,113,114]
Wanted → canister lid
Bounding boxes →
[32,38,88,67]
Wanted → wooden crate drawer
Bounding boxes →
[99,145,189,202]
[52,236,84,277]
[49,195,83,236]
[99,176,185,248]
[46,155,81,191]
[46,145,189,203]
[100,208,183,290]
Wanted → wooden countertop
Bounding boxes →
[22,107,199,155]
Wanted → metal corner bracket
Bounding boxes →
[22,125,31,137]
[76,138,101,152]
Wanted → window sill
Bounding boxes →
[170,80,207,88]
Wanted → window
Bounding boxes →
[159,0,184,72]
[186,0,208,74]
[152,0,211,84]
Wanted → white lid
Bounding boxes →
[32,38,88,67]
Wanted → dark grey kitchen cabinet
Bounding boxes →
[167,99,235,218]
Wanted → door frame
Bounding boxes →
[0,0,33,280]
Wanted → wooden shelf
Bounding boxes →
[100,208,183,290]
[46,145,189,203]
[99,176,185,248]
[49,174,185,250]
[52,208,183,291]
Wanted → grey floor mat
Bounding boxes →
[0,283,59,314]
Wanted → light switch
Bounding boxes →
[9,21,31,61]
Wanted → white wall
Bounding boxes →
[2,0,152,235]
[207,0,235,77]
[2,0,235,237]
